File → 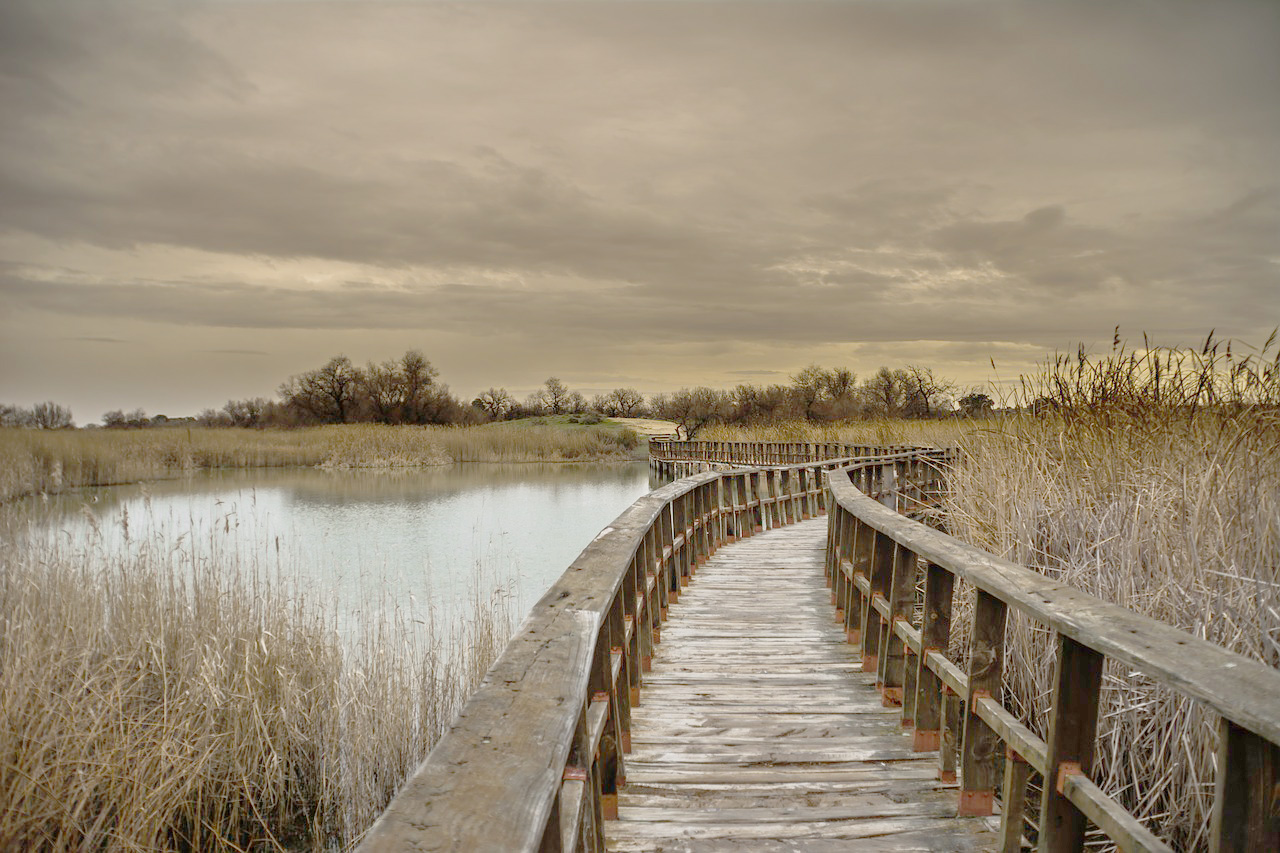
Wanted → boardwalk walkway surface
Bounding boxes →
[607,519,998,852]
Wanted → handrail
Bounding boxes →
[825,459,1280,853]
[649,438,931,466]
[357,450,931,851]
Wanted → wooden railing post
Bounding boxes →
[841,513,863,645]
[876,544,917,707]
[849,516,873,647]
[1210,718,1280,852]
[860,530,894,677]
[622,554,643,706]
[1038,634,1104,852]
[659,503,677,604]
[960,590,1007,815]
[913,561,953,752]
[749,471,763,533]
[1000,748,1032,853]
[588,611,624,825]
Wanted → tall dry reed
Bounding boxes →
[0,512,514,850]
[945,334,1280,849]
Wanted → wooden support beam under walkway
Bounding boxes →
[607,519,998,852]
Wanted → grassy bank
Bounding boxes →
[0,515,514,850]
[0,420,643,503]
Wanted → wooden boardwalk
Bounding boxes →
[608,519,998,852]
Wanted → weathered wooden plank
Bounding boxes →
[1058,771,1174,853]
[610,519,997,851]
[826,476,1280,748]
[960,589,1007,816]
[1210,717,1280,852]
[1039,634,1104,853]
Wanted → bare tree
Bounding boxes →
[542,377,571,414]
[31,401,74,429]
[360,360,402,424]
[473,387,514,420]
[280,355,360,424]
[791,365,829,420]
[654,387,729,439]
[605,387,645,417]
[901,364,955,417]
[823,367,857,401]
[524,389,549,415]
[397,350,440,424]
[861,367,908,417]
[1,404,35,427]
[223,397,271,428]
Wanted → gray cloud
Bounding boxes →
[1,0,1277,415]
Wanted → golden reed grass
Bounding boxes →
[0,422,643,503]
[945,338,1279,849]
[0,515,514,851]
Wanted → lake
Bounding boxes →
[17,462,656,632]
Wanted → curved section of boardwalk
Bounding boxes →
[607,519,997,852]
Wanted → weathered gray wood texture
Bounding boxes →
[825,462,1280,853]
[606,520,998,852]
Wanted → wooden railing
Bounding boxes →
[650,438,903,466]
[826,460,1280,852]
[358,449,933,851]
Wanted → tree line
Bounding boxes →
[195,353,992,436]
[3,352,997,435]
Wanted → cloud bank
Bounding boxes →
[1,0,1276,418]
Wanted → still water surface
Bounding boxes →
[25,462,655,628]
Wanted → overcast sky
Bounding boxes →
[1,0,1277,421]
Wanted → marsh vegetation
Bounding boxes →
[0,420,644,503]
[0,510,515,851]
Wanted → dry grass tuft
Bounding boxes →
[0,515,513,851]
[945,334,1280,849]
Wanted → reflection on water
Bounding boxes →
[18,462,653,628]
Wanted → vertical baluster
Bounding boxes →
[636,539,656,670]
[859,530,894,678]
[842,514,863,645]
[750,472,764,534]
[877,544,917,707]
[912,561,953,752]
[678,492,692,590]
[607,591,633,754]
[589,610,622,825]
[940,687,960,782]
[960,589,1007,815]
[623,554,642,705]
[824,498,838,586]
[1210,718,1280,852]
[1000,747,1032,853]
[659,503,677,605]
[846,516,870,646]
[1038,634,1104,852]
